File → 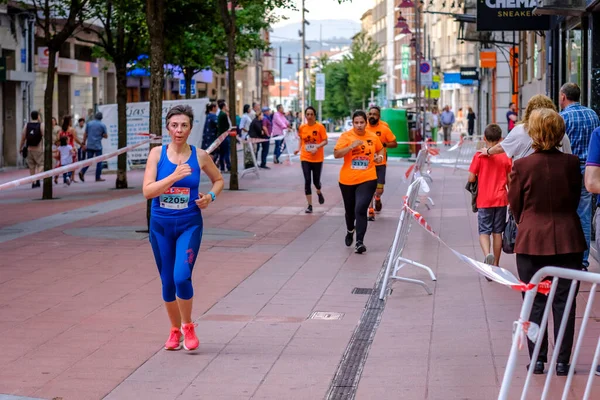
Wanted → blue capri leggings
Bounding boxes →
[149,213,203,302]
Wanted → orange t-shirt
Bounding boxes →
[298,122,328,163]
[335,129,383,185]
[367,122,396,166]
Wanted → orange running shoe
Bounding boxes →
[164,327,183,350]
[368,208,375,221]
[182,322,199,351]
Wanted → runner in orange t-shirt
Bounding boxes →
[366,106,397,220]
[294,106,328,213]
[334,110,384,254]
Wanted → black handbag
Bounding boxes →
[21,147,28,159]
[503,209,517,254]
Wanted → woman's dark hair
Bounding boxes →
[305,106,317,115]
[59,136,68,146]
[352,110,367,123]
[205,102,217,115]
[217,99,226,110]
[166,105,194,128]
[61,116,72,132]
[243,104,250,113]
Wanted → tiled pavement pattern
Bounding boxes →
[1,155,599,400]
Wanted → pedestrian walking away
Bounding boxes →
[248,110,270,169]
[334,110,384,254]
[467,107,476,137]
[143,105,224,352]
[507,102,518,133]
[482,95,572,161]
[467,124,512,269]
[19,111,45,188]
[294,106,328,214]
[559,82,600,270]
[217,99,232,173]
[201,102,219,164]
[55,136,76,186]
[58,116,83,183]
[80,112,108,182]
[366,106,397,221]
[508,108,586,377]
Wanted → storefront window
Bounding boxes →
[567,29,582,87]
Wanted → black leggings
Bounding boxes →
[516,252,582,363]
[339,180,378,242]
[301,161,323,195]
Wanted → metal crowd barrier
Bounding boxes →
[378,177,437,299]
[498,266,600,400]
[411,148,435,210]
[453,135,484,173]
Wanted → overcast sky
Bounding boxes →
[272,0,369,28]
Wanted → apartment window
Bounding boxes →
[74,44,94,62]
[59,42,71,58]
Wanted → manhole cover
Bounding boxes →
[308,311,344,321]
[352,288,373,295]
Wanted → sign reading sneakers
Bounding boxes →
[477,0,550,31]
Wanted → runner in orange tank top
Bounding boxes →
[334,110,384,254]
[366,106,397,220]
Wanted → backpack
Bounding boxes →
[26,122,43,147]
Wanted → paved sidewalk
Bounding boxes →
[1,152,600,400]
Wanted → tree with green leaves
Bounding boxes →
[217,0,294,190]
[22,0,91,199]
[344,31,383,110]
[82,0,147,189]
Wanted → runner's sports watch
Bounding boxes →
[208,191,216,202]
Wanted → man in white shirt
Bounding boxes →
[239,104,253,139]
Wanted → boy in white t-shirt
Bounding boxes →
[55,136,76,185]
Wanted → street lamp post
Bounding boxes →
[279,46,283,106]
[301,0,306,116]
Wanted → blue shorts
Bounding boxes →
[149,212,203,302]
[478,206,507,235]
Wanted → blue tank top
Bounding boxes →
[151,145,201,218]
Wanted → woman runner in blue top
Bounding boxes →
[143,105,224,351]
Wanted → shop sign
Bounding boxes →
[179,79,196,96]
[480,51,497,68]
[58,58,78,74]
[460,67,479,81]
[477,0,550,31]
[401,45,410,80]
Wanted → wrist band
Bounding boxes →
[208,191,216,202]
[486,147,491,156]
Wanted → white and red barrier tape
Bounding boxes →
[402,196,551,295]
[0,135,162,191]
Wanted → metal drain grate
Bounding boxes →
[326,250,393,399]
[351,288,373,295]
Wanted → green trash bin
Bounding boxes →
[381,108,410,158]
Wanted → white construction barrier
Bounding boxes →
[498,266,600,400]
[379,177,437,299]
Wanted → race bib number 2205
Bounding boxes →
[160,187,190,210]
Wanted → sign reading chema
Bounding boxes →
[477,0,550,31]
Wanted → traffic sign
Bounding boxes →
[420,60,433,86]
[179,79,196,96]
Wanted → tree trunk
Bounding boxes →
[42,49,58,200]
[227,25,239,190]
[146,0,166,227]
[115,60,128,189]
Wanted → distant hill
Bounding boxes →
[271,19,359,80]
[272,19,361,42]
